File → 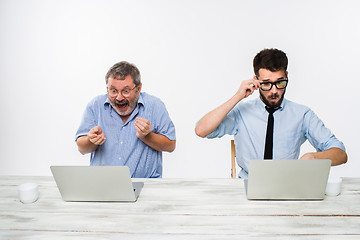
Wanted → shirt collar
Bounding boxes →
[137,93,145,107]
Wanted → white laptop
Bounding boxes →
[50,166,143,202]
[245,159,331,200]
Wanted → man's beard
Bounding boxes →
[110,94,139,117]
[259,89,285,108]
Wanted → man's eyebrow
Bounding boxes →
[108,84,131,89]
[262,77,286,82]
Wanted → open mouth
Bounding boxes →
[115,100,129,110]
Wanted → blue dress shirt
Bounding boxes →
[207,98,345,178]
[75,92,176,178]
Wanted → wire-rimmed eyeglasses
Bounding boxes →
[108,85,137,98]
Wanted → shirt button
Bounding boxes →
[119,157,121,160]
[120,141,123,144]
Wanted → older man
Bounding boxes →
[76,61,176,178]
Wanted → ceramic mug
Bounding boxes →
[18,183,39,204]
[325,177,342,196]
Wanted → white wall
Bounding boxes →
[0,0,358,178]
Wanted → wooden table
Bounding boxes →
[0,176,359,239]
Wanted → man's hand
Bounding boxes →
[88,126,106,145]
[134,117,152,140]
[299,152,316,160]
[299,148,347,166]
[76,126,106,155]
[134,117,175,152]
[236,76,261,100]
[195,76,261,138]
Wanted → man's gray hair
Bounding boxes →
[105,61,141,86]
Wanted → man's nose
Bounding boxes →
[270,84,278,93]
[116,93,125,101]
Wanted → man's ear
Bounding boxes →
[137,83,142,93]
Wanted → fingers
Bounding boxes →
[248,77,261,90]
[134,117,152,139]
[135,118,151,132]
[91,126,102,134]
[238,78,261,99]
[135,118,151,129]
[90,134,106,145]
[88,126,106,145]
[299,152,315,160]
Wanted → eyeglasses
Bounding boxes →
[108,86,137,98]
[260,79,288,91]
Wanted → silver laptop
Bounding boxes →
[50,166,143,202]
[245,159,331,200]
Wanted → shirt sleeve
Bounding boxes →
[206,107,240,139]
[304,110,346,152]
[152,100,176,141]
[75,99,98,142]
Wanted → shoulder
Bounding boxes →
[282,99,311,114]
[86,94,108,109]
[140,92,166,108]
[240,98,258,108]
[140,92,162,102]
[233,98,259,113]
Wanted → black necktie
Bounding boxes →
[264,107,278,159]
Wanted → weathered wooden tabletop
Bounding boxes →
[1,176,359,239]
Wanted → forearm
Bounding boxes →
[140,132,176,152]
[300,147,348,166]
[76,136,98,155]
[195,94,242,138]
[319,147,347,166]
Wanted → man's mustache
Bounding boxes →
[269,93,279,98]
[115,99,129,105]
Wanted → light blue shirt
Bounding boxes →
[207,98,345,178]
[75,92,176,178]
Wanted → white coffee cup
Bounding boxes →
[325,177,342,196]
[18,183,39,204]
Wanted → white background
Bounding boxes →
[0,0,359,178]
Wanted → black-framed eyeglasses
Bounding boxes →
[108,85,137,98]
[260,79,288,91]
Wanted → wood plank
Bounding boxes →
[1,176,359,239]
